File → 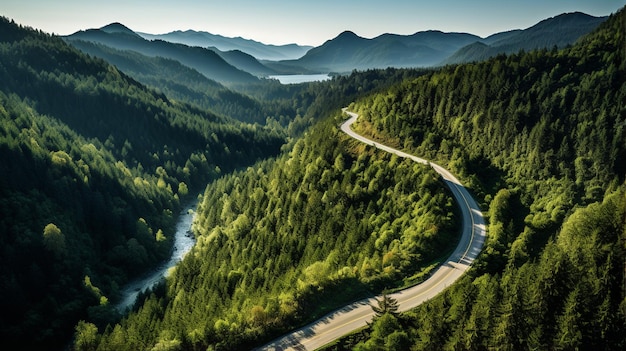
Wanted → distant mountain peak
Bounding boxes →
[338,30,358,36]
[533,11,604,27]
[100,22,140,37]
[326,30,366,45]
[554,11,598,19]
[135,29,312,60]
[443,11,606,65]
[335,30,361,40]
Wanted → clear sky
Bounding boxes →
[1,0,624,46]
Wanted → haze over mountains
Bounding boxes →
[65,23,261,84]
[63,11,607,83]
[138,30,313,61]
[283,11,607,72]
[443,11,608,65]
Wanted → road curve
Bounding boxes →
[255,109,486,351]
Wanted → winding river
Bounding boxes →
[115,200,198,312]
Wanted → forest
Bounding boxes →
[324,7,626,351]
[0,5,624,351]
[0,17,285,350]
[0,15,430,350]
[73,7,626,351]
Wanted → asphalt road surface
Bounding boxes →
[255,109,486,351]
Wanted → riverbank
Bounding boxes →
[115,200,198,312]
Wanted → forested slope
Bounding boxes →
[0,17,285,350]
[325,7,626,350]
[76,7,626,350]
[85,92,462,350]
[66,39,271,124]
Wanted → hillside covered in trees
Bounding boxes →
[326,7,626,350]
[71,6,625,351]
[0,17,285,350]
[0,4,624,351]
[0,15,433,350]
[81,85,460,350]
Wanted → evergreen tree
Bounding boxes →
[371,293,400,318]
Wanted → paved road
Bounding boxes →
[255,109,486,351]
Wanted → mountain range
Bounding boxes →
[65,23,262,84]
[1,5,624,351]
[443,11,608,65]
[279,11,607,72]
[138,30,313,61]
[278,29,480,72]
[64,11,607,83]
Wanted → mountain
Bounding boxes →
[67,39,272,123]
[443,12,607,64]
[64,23,260,84]
[79,5,626,351]
[99,22,142,38]
[138,29,312,60]
[65,12,606,77]
[207,47,278,76]
[278,11,607,73]
[0,16,285,350]
[282,30,480,72]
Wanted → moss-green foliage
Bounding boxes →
[349,188,624,351]
[0,17,285,350]
[327,7,626,351]
[92,107,460,350]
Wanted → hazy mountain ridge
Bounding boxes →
[66,11,608,79]
[277,11,607,73]
[281,30,480,72]
[100,22,143,38]
[64,24,261,84]
[138,29,313,61]
[208,47,279,76]
[66,39,272,123]
[444,11,608,64]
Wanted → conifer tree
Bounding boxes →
[371,292,400,318]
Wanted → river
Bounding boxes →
[115,200,197,312]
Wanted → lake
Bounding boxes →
[269,74,331,84]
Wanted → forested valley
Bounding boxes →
[0,5,624,351]
[0,17,286,350]
[0,15,431,350]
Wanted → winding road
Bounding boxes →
[255,109,486,351]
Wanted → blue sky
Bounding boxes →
[1,0,624,45]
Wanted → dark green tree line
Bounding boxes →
[0,16,285,350]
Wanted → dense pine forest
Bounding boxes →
[0,15,427,350]
[0,4,624,351]
[0,17,285,350]
[71,7,626,351]
[325,7,626,351]
[87,118,460,350]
